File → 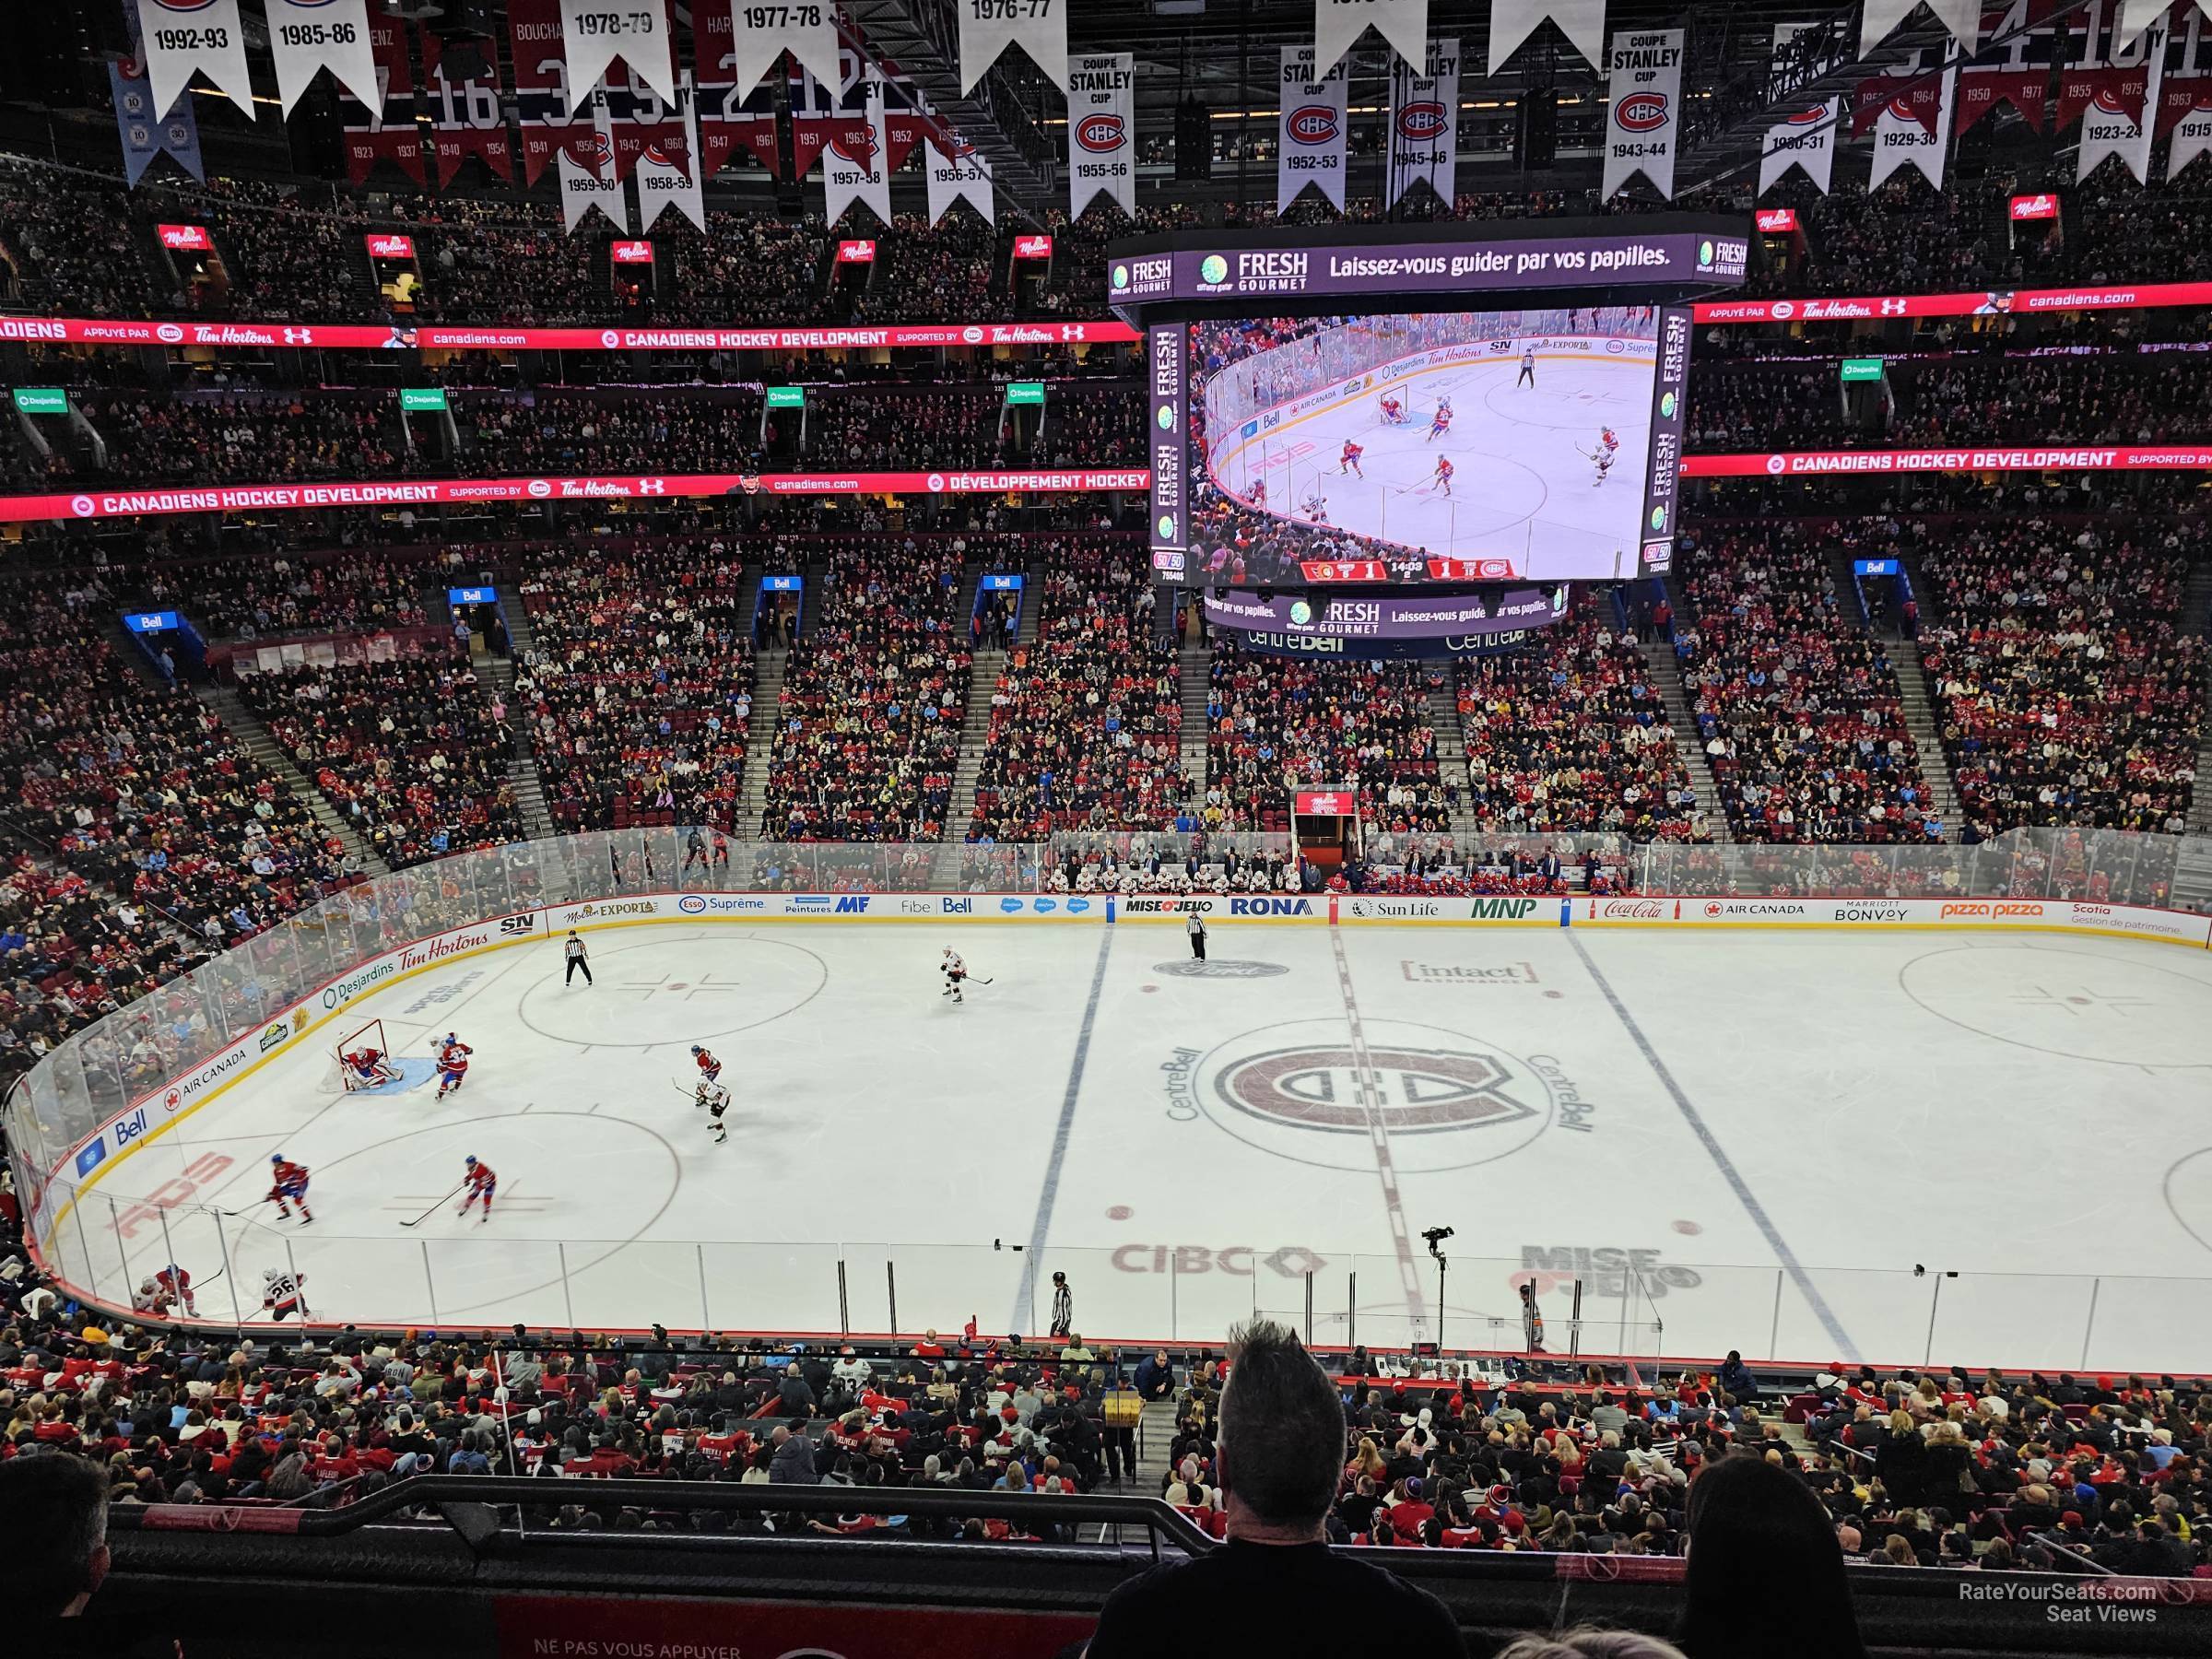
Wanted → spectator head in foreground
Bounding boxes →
[1498,1631,1689,1659]
[1084,1319,1465,1658]
[1680,1453,1866,1659]
[0,1454,111,1617]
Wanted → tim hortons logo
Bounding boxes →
[1287,106,1339,144]
[1076,113,1125,152]
[1396,100,1448,141]
[1615,93,1669,133]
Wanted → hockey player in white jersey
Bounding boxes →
[262,1265,309,1322]
[698,1079,732,1144]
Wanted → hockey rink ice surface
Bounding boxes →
[64,922,2212,1374]
[1210,353,1653,577]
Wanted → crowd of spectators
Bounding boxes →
[1686,363,1873,453]
[1912,517,2206,840]
[458,392,764,477]
[512,536,758,832]
[851,212,999,324]
[125,548,438,642]
[1674,529,1944,842]
[1206,639,1453,834]
[233,654,522,868]
[760,541,971,841]
[1454,593,1704,841]
[1893,356,2212,446]
[965,540,1180,841]
[67,394,409,488]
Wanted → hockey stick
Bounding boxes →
[400,1182,469,1229]
[970,975,994,984]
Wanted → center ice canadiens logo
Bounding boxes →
[1172,1018,1559,1173]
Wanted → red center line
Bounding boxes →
[1328,928,1425,1327]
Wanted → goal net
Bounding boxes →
[329,1018,392,1093]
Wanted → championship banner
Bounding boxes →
[1853,72,1941,135]
[635,76,706,231]
[725,0,840,95]
[608,66,692,182]
[420,27,512,184]
[1067,53,1135,220]
[1759,26,1836,197]
[1861,0,1978,56]
[1277,46,1349,213]
[924,130,994,226]
[822,74,892,229]
[1956,0,2053,135]
[694,5,782,176]
[1868,58,1957,191]
[2167,11,2212,178]
[111,58,204,186]
[958,0,1065,94]
[1600,27,1682,199]
[791,59,874,179]
[340,14,428,187]
[559,0,676,112]
[2069,11,2165,183]
[1316,0,1428,74]
[1682,445,2212,477]
[0,317,1143,350]
[558,92,629,233]
[512,0,613,184]
[0,468,1156,524]
[1488,0,1606,75]
[135,0,253,120]
[1387,41,1459,210]
[266,0,380,114]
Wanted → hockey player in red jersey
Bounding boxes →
[1432,455,1455,497]
[155,1263,197,1317]
[268,1154,314,1224]
[1427,402,1453,441]
[458,1155,497,1222]
[343,1046,399,1088]
[1338,439,1364,477]
[433,1031,473,1100]
[690,1044,723,1085]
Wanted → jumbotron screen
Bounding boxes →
[1166,306,1688,586]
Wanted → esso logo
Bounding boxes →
[1615,93,1668,132]
[962,325,983,344]
[71,495,97,518]
[1287,106,1338,145]
[677,894,707,914]
[925,473,947,492]
[1396,101,1447,140]
[527,478,552,499]
[1077,113,1124,152]
[1769,300,1795,320]
[1786,105,1825,126]
[157,322,186,344]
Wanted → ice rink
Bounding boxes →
[57,921,2212,1374]
[1209,351,1654,578]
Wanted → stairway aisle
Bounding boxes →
[194,684,390,876]
[738,648,789,838]
[1424,686,1482,842]
[1893,641,1966,842]
[938,645,1005,879]
[1179,647,1211,809]
[1640,608,1729,842]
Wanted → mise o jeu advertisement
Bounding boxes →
[1182,311,1665,585]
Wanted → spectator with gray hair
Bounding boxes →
[0,1453,112,1617]
[1084,1318,1464,1657]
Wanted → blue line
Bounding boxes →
[1011,926,1115,1335]
[1568,934,1860,1363]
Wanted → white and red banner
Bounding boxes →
[339,13,428,187]
[512,0,609,185]
[2069,11,2166,183]
[959,0,1065,93]
[1600,27,1681,199]
[266,0,380,114]
[558,91,629,233]
[1488,0,1605,74]
[420,27,512,184]
[2168,9,2212,179]
[1759,25,1837,196]
[0,468,1153,524]
[634,76,705,230]
[1957,0,2051,135]
[1683,445,2212,477]
[136,0,253,119]
[1277,46,1349,214]
[822,72,892,229]
[1318,0,1429,74]
[1868,58,1957,191]
[1387,41,1459,209]
[726,0,840,95]
[559,0,675,112]
[1067,53,1135,220]
[924,129,994,226]
[694,4,783,177]
[0,317,1141,350]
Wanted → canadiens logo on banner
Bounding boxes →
[265,0,381,115]
[1316,0,1429,74]
[1066,53,1135,220]
[1488,0,1607,75]
[558,91,630,234]
[959,0,1065,93]
[1759,25,1838,196]
[135,0,254,120]
[924,128,994,227]
[1388,41,1459,210]
[635,76,707,231]
[559,0,676,112]
[823,73,893,229]
[724,0,839,97]
[1277,46,1349,213]
[2075,14,2166,185]
[1869,56,1958,192]
[1601,28,1683,199]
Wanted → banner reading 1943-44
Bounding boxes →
[1600,27,1682,199]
